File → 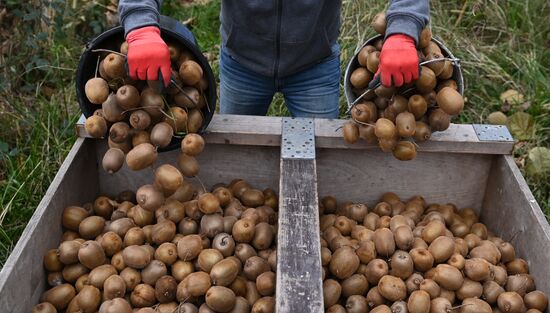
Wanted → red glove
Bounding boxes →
[126,26,171,86]
[377,34,419,87]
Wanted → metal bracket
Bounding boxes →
[281,117,315,159]
[472,124,514,142]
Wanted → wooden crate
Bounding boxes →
[0,114,548,313]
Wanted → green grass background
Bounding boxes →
[0,0,548,266]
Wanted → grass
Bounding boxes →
[0,0,548,266]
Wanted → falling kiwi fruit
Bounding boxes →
[350,67,373,89]
[102,93,125,122]
[436,87,464,115]
[132,130,151,146]
[371,12,387,34]
[150,122,174,148]
[85,77,109,105]
[429,108,451,132]
[137,184,165,212]
[413,121,431,142]
[167,106,188,132]
[154,164,184,197]
[126,143,158,171]
[140,88,165,121]
[177,153,200,177]
[102,148,125,174]
[378,137,397,153]
[181,133,205,156]
[395,112,416,137]
[179,60,203,86]
[109,122,131,144]
[187,109,204,133]
[374,118,397,139]
[85,115,108,138]
[342,122,360,144]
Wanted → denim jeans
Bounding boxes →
[219,46,340,118]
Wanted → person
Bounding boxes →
[118,0,429,118]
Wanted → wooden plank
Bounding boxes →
[316,148,492,210]
[76,114,282,147]
[315,119,514,155]
[481,155,550,296]
[0,138,99,312]
[276,159,323,313]
[96,140,281,196]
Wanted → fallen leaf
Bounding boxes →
[525,147,550,177]
[500,89,524,106]
[507,111,534,140]
[520,101,531,111]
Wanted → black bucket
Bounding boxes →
[76,15,217,151]
[344,34,464,107]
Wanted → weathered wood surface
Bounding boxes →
[316,148,493,210]
[315,119,514,154]
[96,141,281,196]
[77,114,513,154]
[482,155,550,296]
[0,138,99,312]
[277,159,324,313]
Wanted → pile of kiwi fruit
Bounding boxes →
[344,12,465,161]
[34,177,278,313]
[84,39,209,173]
[318,192,548,313]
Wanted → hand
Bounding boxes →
[377,34,419,87]
[126,26,171,86]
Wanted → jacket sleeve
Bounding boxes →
[118,0,163,37]
[385,0,430,45]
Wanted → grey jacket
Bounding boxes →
[118,0,429,77]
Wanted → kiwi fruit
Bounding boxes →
[130,283,156,307]
[425,52,446,76]
[122,245,151,269]
[497,292,525,313]
[429,108,451,131]
[85,115,108,138]
[102,93,125,122]
[136,184,164,212]
[243,256,270,281]
[169,181,196,203]
[374,96,389,110]
[141,259,168,286]
[392,141,417,161]
[31,303,57,313]
[419,27,432,49]
[345,295,368,313]
[43,249,63,272]
[211,233,234,258]
[150,122,174,148]
[182,271,212,297]
[524,291,548,311]
[140,88,165,121]
[359,124,377,144]
[358,45,377,66]
[428,235,455,263]
[350,67,373,89]
[408,95,428,119]
[483,280,505,304]
[174,86,201,108]
[389,250,414,280]
[103,53,125,79]
[197,249,223,273]
[179,134,206,157]
[103,274,126,300]
[415,66,437,93]
[378,275,407,301]
[506,274,535,297]
[177,153,200,177]
[116,85,140,110]
[154,164,183,197]
[433,264,463,291]
[438,61,453,80]
[79,216,105,240]
[102,148,125,174]
[62,206,89,231]
[85,77,109,105]
[413,121,432,142]
[177,234,203,261]
[367,51,381,73]
[371,12,387,34]
[352,101,377,123]
[78,240,105,269]
[373,227,395,257]
[437,87,464,115]
[126,143,158,171]
[129,110,151,130]
[58,240,82,264]
[507,258,529,275]
[41,284,76,310]
[179,60,203,86]
[374,118,397,139]
[323,279,342,308]
[407,290,431,313]
[436,79,458,92]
